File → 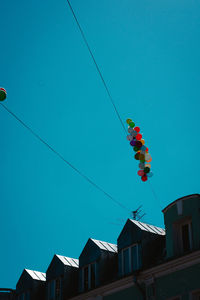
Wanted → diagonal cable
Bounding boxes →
[0,103,129,211]
[66,0,127,134]
[66,1,161,209]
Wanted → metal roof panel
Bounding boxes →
[56,255,79,267]
[129,219,165,235]
[91,239,117,252]
[25,269,46,281]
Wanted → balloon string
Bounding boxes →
[148,181,163,211]
[66,0,127,135]
[0,103,130,212]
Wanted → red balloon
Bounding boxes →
[141,174,148,182]
[146,147,149,152]
[136,133,142,140]
[138,170,144,176]
[134,126,140,133]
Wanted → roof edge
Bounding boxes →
[162,194,200,214]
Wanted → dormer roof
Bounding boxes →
[91,239,117,253]
[162,194,200,214]
[129,219,165,235]
[55,255,79,267]
[25,269,46,281]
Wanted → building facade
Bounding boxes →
[1,194,200,300]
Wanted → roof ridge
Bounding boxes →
[91,238,117,246]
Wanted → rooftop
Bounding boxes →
[162,194,200,213]
[91,239,118,253]
[56,255,79,267]
[129,219,165,235]
[25,269,46,281]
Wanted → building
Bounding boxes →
[0,290,15,300]
[46,254,79,300]
[79,238,118,293]
[1,194,200,300]
[16,269,46,300]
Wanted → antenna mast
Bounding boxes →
[131,205,146,221]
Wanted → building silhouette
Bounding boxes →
[1,194,200,300]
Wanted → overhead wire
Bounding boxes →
[0,103,129,211]
[66,0,161,210]
[1,1,159,214]
[66,0,127,135]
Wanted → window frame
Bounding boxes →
[180,221,192,253]
[82,262,96,291]
[55,277,61,300]
[173,217,193,256]
[121,243,140,275]
[48,278,61,300]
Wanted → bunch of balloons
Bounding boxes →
[0,88,7,101]
[126,118,153,182]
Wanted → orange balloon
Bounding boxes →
[146,157,152,163]
[141,139,145,145]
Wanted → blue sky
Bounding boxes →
[0,0,200,288]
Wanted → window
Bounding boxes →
[173,219,193,255]
[83,266,89,291]
[123,248,130,274]
[55,278,61,300]
[49,280,55,300]
[48,278,61,300]
[122,244,141,275]
[181,223,192,252]
[18,292,30,300]
[18,294,24,300]
[83,262,96,291]
[90,262,96,289]
[49,279,61,300]
[192,290,200,300]
[25,292,30,300]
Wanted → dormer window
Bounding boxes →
[48,278,61,300]
[173,218,193,255]
[18,292,30,300]
[121,244,141,275]
[83,262,96,291]
[181,222,192,252]
[55,278,61,300]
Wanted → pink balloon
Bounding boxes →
[127,135,133,141]
[137,170,144,176]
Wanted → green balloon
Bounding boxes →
[144,167,150,173]
[0,90,6,101]
[133,146,139,152]
[129,122,135,128]
[140,159,145,163]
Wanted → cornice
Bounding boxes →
[69,250,200,299]
[139,249,200,280]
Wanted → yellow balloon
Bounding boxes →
[126,118,132,124]
[141,139,145,145]
[145,164,151,168]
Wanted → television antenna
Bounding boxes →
[131,205,146,221]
